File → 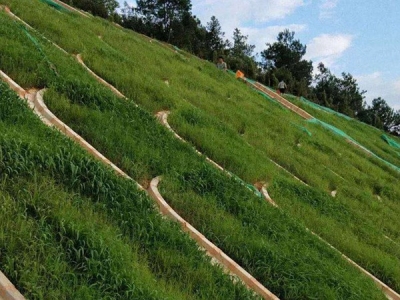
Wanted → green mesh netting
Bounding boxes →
[226,170,262,198]
[308,118,400,172]
[382,134,400,149]
[236,76,277,103]
[299,96,352,120]
[166,44,186,60]
[299,96,384,133]
[229,72,400,172]
[245,78,256,84]
[308,118,349,139]
[40,0,69,12]
[21,25,59,76]
[291,122,312,136]
[299,96,351,120]
[256,90,278,103]
[244,79,312,136]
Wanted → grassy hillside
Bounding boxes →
[0,0,399,298]
[0,82,258,299]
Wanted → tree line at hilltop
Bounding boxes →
[64,0,400,134]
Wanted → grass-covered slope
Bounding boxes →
[0,83,257,299]
[285,94,400,167]
[0,0,398,298]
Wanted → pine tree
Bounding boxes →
[205,16,225,60]
[261,29,313,95]
[136,0,192,41]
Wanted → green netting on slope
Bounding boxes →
[382,134,400,149]
[298,95,383,134]
[226,75,312,137]
[299,96,353,120]
[21,25,58,76]
[225,170,262,198]
[243,79,313,136]
[291,122,312,136]
[308,119,350,139]
[228,75,399,172]
[245,78,257,85]
[308,118,400,172]
[170,45,187,60]
[255,89,277,104]
[40,0,69,13]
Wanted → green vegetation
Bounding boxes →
[120,0,400,132]
[286,93,400,168]
[0,0,399,298]
[40,0,69,12]
[0,82,256,299]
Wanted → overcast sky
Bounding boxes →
[118,0,400,110]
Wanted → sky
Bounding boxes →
[118,0,400,110]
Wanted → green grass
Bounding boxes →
[0,175,185,300]
[285,94,400,168]
[0,0,398,298]
[0,82,257,299]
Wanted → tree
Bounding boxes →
[339,72,365,116]
[261,29,313,95]
[225,28,257,77]
[170,12,207,57]
[136,0,192,42]
[205,16,225,60]
[362,98,397,131]
[390,111,400,135]
[120,0,208,57]
[68,0,118,18]
[262,30,305,68]
[231,28,255,58]
[103,0,119,16]
[313,63,366,117]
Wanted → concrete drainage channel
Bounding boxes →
[155,110,275,201]
[155,110,400,300]
[148,177,278,300]
[0,271,24,300]
[51,0,90,18]
[74,55,400,300]
[1,6,399,299]
[76,55,272,198]
[155,108,312,196]
[248,79,400,174]
[75,54,126,99]
[0,71,279,299]
[251,82,314,120]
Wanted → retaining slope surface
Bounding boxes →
[52,0,89,18]
[0,71,278,300]
[74,55,399,300]
[2,7,398,297]
[244,77,400,173]
[155,111,400,300]
[252,82,314,120]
